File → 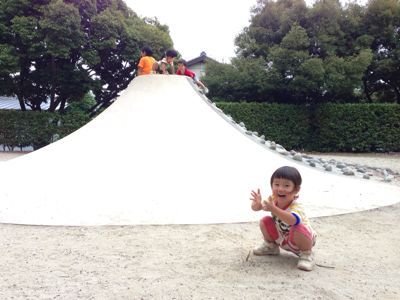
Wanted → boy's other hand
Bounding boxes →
[261,195,275,211]
[250,188,262,203]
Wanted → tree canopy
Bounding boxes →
[0,0,173,111]
[204,0,400,104]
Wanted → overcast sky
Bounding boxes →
[125,0,368,63]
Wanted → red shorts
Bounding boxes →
[262,216,316,254]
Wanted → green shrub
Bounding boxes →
[0,110,55,150]
[217,102,400,152]
[1,103,399,152]
[217,102,311,150]
[0,110,90,150]
[313,103,400,152]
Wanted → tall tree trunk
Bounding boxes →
[59,97,67,113]
[18,60,29,111]
[16,93,26,111]
[49,56,57,112]
[393,85,400,103]
[363,77,372,103]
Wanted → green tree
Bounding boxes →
[203,57,272,102]
[363,0,400,102]
[210,0,378,104]
[0,0,173,112]
[235,0,308,59]
[266,24,311,103]
[306,0,345,58]
[324,49,373,102]
[39,0,89,111]
[1,0,46,110]
[87,12,173,111]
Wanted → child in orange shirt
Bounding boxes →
[137,46,156,75]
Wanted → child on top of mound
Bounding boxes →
[152,49,178,74]
[137,46,156,76]
[176,59,208,93]
[250,166,316,271]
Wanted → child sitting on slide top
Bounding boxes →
[176,59,208,93]
[137,46,156,75]
[250,166,316,271]
[153,49,178,74]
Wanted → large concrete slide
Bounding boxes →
[0,75,399,225]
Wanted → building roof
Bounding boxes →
[0,96,51,110]
[0,96,22,110]
[186,52,218,67]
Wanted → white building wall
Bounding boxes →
[189,63,206,79]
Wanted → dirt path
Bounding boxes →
[0,152,399,299]
[0,203,399,299]
[0,152,28,161]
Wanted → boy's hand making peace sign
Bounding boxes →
[250,189,263,211]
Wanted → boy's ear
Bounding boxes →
[295,185,301,194]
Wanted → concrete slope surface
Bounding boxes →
[0,75,399,225]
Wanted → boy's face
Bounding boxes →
[177,63,185,72]
[271,178,299,203]
[166,56,175,63]
[141,51,145,57]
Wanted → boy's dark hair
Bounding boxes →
[165,49,178,58]
[142,46,153,56]
[177,59,187,66]
[270,166,302,188]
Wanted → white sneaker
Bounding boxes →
[297,250,315,271]
[253,240,280,256]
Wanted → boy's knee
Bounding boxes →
[291,224,309,234]
[260,216,279,240]
[289,224,314,244]
[260,216,274,228]
[259,219,265,230]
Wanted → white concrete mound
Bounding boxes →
[0,75,399,225]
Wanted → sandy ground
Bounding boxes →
[1,152,400,299]
[0,152,27,161]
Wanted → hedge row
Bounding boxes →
[313,103,400,152]
[217,102,400,152]
[218,103,311,150]
[0,110,90,150]
[1,103,399,152]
